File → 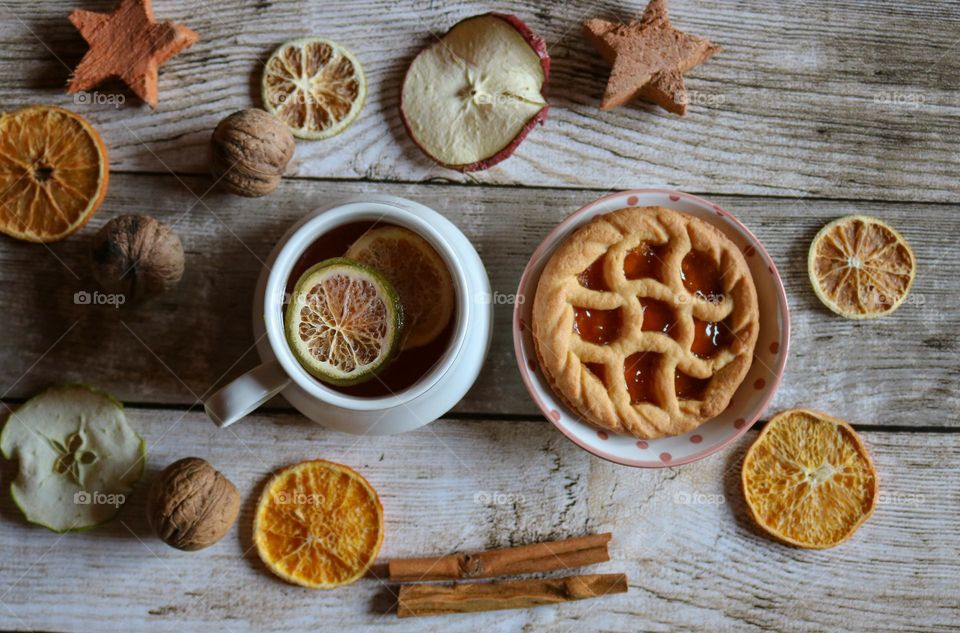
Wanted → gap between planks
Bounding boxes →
[102,168,960,208]
[3,400,957,436]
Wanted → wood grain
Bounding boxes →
[0,0,956,200]
[0,174,955,426]
[0,410,956,631]
[0,2,956,630]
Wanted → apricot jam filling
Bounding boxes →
[624,352,661,405]
[624,242,669,282]
[584,362,607,387]
[573,307,622,345]
[691,317,734,358]
[638,297,677,339]
[675,370,710,400]
[577,254,609,291]
[681,250,724,299]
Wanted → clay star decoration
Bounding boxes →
[67,0,198,109]
[583,0,719,115]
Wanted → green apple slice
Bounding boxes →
[0,385,145,532]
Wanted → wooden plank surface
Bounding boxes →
[0,174,955,426]
[0,0,957,200]
[1,0,958,631]
[0,411,956,632]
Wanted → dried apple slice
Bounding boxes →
[400,13,550,171]
[0,385,145,532]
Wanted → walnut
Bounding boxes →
[146,458,241,551]
[90,215,184,302]
[211,109,295,197]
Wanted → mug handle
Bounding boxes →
[204,361,291,428]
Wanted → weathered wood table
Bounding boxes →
[1,1,958,631]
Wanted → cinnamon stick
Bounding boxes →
[396,572,628,617]
[388,533,612,582]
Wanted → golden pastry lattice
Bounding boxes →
[532,206,759,439]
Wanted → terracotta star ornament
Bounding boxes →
[67,0,199,109]
[584,0,719,115]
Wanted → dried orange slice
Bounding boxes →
[345,226,454,349]
[0,105,109,242]
[254,459,384,589]
[742,409,878,549]
[808,215,915,319]
[262,37,366,140]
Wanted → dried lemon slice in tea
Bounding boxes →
[254,459,384,589]
[741,409,878,549]
[345,226,455,349]
[0,105,109,242]
[262,37,366,140]
[285,258,403,385]
[808,215,915,319]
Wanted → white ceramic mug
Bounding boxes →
[204,195,492,434]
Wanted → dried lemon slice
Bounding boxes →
[254,459,384,589]
[285,258,403,386]
[808,215,915,319]
[742,409,878,549]
[262,37,366,140]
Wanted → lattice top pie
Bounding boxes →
[532,206,759,439]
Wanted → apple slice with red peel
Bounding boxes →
[401,13,550,171]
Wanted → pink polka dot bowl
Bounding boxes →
[513,189,790,468]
